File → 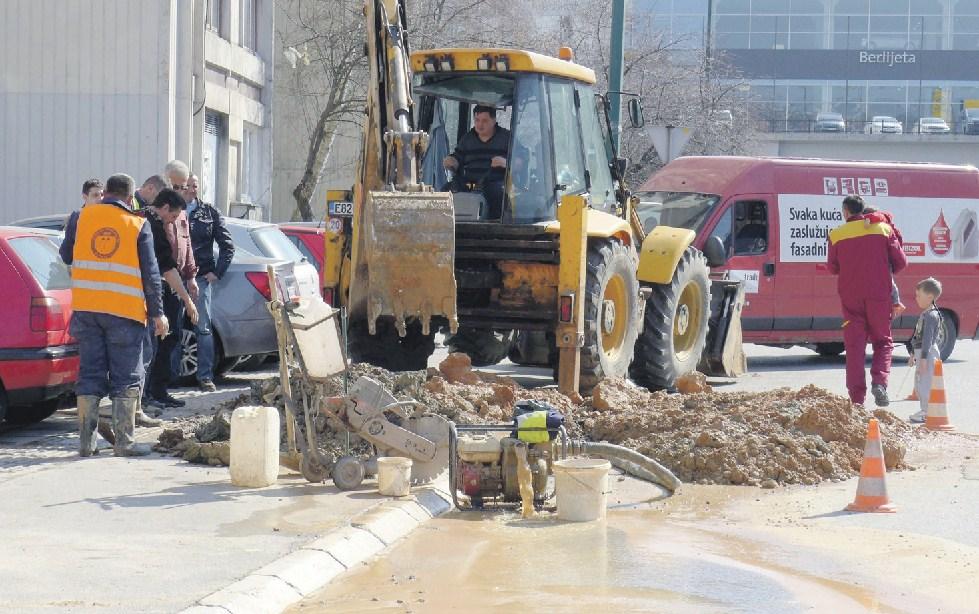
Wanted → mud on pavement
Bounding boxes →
[155,353,914,488]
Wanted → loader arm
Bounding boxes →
[346,0,457,338]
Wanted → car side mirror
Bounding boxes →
[703,236,728,268]
[613,157,628,178]
[628,98,645,128]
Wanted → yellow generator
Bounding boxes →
[323,0,744,392]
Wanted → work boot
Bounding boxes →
[135,409,163,427]
[111,395,151,457]
[871,384,889,407]
[76,395,101,457]
[199,379,217,392]
[157,393,185,408]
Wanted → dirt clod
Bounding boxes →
[676,372,712,394]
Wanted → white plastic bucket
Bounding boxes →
[230,406,280,488]
[553,458,611,522]
[377,457,413,497]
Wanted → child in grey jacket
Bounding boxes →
[908,277,944,423]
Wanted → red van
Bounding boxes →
[0,227,78,423]
[638,157,979,359]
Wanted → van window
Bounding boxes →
[634,191,720,232]
[731,200,769,255]
[708,207,734,255]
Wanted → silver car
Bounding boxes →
[913,117,951,134]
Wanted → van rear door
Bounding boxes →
[701,195,777,338]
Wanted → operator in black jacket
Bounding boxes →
[183,174,234,392]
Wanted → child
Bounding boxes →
[907,277,943,423]
[863,206,906,318]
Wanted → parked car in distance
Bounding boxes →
[813,112,845,133]
[712,109,734,127]
[8,214,71,232]
[865,115,903,134]
[961,108,979,134]
[278,222,329,302]
[0,227,77,423]
[225,219,321,301]
[913,117,951,134]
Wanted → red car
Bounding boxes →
[279,222,329,302]
[0,227,78,423]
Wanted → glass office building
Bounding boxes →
[636,0,979,131]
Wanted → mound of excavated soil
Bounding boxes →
[158,352,912,486]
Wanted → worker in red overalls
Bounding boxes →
[827,195,907,407]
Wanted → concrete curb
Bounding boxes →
[179,485,453,614]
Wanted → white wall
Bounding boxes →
[0,0,182,221]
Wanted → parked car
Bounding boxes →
[865,115,903,134]
[0,227,77,423]
[225,219,320,300]
[813,112,845,133]
[7,214,71,232]
[913,117,951,134]
[279,222,329,302]
[961,108,979,134]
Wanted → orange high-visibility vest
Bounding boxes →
[71,203,148,323]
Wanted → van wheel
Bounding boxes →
[814,343,845,356]
[631,247,711,390]
[938,310,957,361]
[348,318,435,372]
[4,397,61,424]
[579,240,641,393]
[446,328,514,367]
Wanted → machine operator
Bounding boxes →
[443,105,510,219]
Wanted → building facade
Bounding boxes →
[0,0,273,223]
[637,0,979,132]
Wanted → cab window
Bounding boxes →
[546,79,587,199]
[577,84,616,210]
[731,200,769,255]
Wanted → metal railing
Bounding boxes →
[754,118,979,136]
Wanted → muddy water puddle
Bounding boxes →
[290,509,900,614]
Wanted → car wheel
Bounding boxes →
[4,397,61,424]
[177,328,231,383]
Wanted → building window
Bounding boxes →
[241,0,258,51]
[203,111,226,207]
[206,0,224,37]
[240,123,263,205]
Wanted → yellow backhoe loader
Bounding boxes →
[323,0,745,392]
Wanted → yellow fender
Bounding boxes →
[637,226,696,285]
[544,209,633,245]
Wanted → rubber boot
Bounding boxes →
[135,409,163,427]
[77,395,101,457]
[112,395,150,457]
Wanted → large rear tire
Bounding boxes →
[631,247,711,390]
[579,240,641,393]
[348,317,435,372]
[445,328,514,367]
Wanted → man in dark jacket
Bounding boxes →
[183,173,234,391]
[827,195,907,407]
[443,105,510,219]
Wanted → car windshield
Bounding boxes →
[818,113,842,120]
[252,226,307,262]
[634,191,721,232]
[8,236,71,291]
[922,118,942,124]
[873,116,897,122]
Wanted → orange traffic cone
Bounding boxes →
[905,389,918,401]
[845,418,896,513]
[925,359,955,431]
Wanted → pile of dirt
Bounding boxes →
[156,351,913,486]
[580,379,912,486]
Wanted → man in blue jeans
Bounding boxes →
[182,173,234,391]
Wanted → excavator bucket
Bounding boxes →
[363,190,458,337]
[699,279,747,377]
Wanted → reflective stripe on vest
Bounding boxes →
[515,410,550,443]
[71,203,148,323]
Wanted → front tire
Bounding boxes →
[631,247,711,390]
[348,318,435,372]
[445,328,514,367]
[579,240,641,393]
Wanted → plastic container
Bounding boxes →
[230,406,280,488]
[377,457,413,497]
[553,458,611,522]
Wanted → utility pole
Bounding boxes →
[608,0,626,149]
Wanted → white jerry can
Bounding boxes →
[230,406,280,487]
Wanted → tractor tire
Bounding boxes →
[348,317,435,372]
[631,247,711,391]
[579,240,641,393]
[446,328,514,367]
